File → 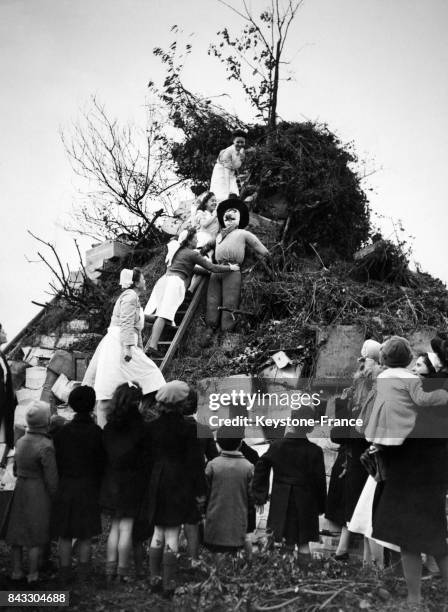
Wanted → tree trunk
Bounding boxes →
[268,40,281,133]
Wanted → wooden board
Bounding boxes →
[315,325,365,380]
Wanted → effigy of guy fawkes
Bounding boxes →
[203,198,269,346]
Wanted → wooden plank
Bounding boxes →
[353,240,385,261]
[315,325,364,380]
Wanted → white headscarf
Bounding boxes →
[165,229,190,267]
[119,269,134,289]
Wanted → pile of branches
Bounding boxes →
[240,262,448,339]
[352,238,413,285]
[167,255,448,381]
[173,548,416,611]
[246,121,371,259]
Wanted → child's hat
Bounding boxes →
[156,380,190,404]
[380,336,413,368]
[26,401,51,430]
[68,385,96,413]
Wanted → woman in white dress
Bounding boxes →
[83,268,165,427]
[210,131,246,202]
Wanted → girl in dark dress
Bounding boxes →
[253,411,326,558]
[146,381,206,597]
[52,386,105,583]
[100,382,149,582]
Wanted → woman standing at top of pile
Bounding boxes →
[210,131,247,202]
[83,268,165,426]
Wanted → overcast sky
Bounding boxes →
[1,0,447,339]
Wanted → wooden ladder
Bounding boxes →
[143,276,207,373]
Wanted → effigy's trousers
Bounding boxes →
[206,270,241,332]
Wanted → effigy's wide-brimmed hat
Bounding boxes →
[217,198,249,229]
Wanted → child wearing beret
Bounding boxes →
[146,381,206,598]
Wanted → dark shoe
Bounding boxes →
[332,552,349,562]
[147,346,163,359]
[150,577,163,593]
[76,562,91,584]
[57,567,73,587]
[104,561,117,584]
[8,575,27,588]
[162,588,175,600]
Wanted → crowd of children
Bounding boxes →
[1,377,329,599]
[2,331,448,609]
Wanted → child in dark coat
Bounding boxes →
[6,401,58,584]
[253,410,326,557]
[204,427,254,555]
[52,386,105,583]
[100,382,149,582]
[146,381,206,597]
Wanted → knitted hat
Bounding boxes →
[156,380,190,404]
[380,336,413,368]
[216,198,249,229]
[361,339,381,362]
[26,401,51,430]
[68,385,96,413]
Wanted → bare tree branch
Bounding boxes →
[62,96,176,243]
